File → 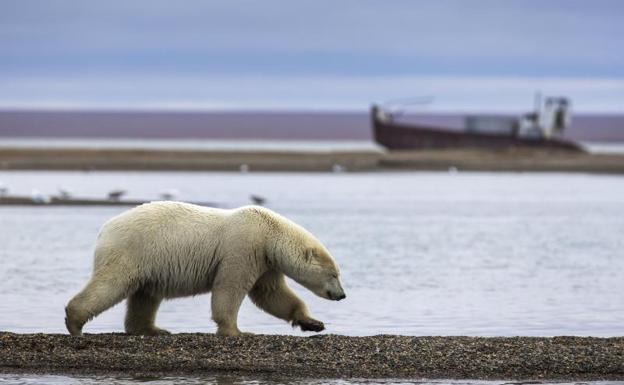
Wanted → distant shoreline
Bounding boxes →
[2,109,623,142]
[1,333,623,380]
[2,146,624,173]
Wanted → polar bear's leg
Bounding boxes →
[65,276,129,336]
[211,284,248,336]
[249,271,325,332]
[124,290,169,336]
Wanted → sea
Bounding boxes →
[0,138,622,154]
[0,170,623,384]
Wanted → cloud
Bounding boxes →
[1,1,623,111]
[1,0,623,76]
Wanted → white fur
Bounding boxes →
[65,202,345,336]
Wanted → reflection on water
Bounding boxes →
[0,171,623,338]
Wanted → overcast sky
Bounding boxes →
[1,0,623,112]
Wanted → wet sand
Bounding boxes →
[0,148,381,172]
[0,333,623,380]
[381,149,624,173]
[1,147,624,173]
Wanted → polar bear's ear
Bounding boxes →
[304,248,315,263]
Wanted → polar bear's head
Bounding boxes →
[270,231,346,301]
[253,206,346,301]
[300,246,346,301]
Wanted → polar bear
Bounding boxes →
[65,202,346,336]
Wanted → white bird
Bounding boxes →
[31,189,49,204]
[0,182,7,197]
[332,164,346,173]
[239,164,250,173]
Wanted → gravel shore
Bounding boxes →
[0,333,622,380]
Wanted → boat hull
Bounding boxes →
[372,108,583,152]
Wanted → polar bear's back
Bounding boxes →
[89,202,290,297]
[93,202,235,295]
[99,200,226,241]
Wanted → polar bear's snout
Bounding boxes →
[326,277,346,301]
[329,291,346,301]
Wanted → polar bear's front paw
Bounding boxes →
[293,317,325,332]
[216,326,244,337]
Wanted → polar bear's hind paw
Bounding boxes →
[127,327,171,336]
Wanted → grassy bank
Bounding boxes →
[1,147,624,173]
[0,333,623,380]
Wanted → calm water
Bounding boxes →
[0,171,623,384]
[0,138,382,152]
